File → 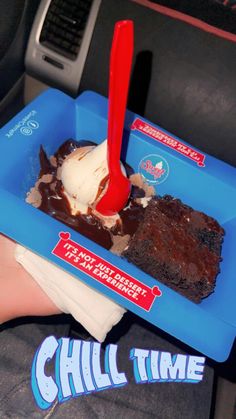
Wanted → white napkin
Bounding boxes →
[15,245,126,342]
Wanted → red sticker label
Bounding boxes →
[52,232,162,311]
[131,118,206,167]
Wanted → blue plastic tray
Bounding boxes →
[0,89,236,362]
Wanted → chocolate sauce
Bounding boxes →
[36,140,144,250]
[39,146,56,177]
[115,202,145,236]
[55,139,95,163]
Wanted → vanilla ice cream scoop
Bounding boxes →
[61,140,109,214]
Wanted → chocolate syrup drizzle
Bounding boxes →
[37,140,145,249]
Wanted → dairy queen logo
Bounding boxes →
[139,154,169,184]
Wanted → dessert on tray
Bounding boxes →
[123,195,224,303]
[26,138,224,303]
[26,139,153,251]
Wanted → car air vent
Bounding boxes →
[40,0,93,60]
[25,0,101,95]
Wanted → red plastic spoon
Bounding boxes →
[96,20,134,216]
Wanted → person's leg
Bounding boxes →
[0,235,71,417]
[0,234,214,418]
[0,234,61,324]
[47,314,214,419]
[0,317,71,418]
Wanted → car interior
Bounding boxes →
[0,0,236,417]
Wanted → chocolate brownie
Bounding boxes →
[123,195,225,303]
